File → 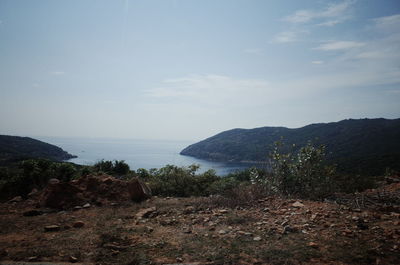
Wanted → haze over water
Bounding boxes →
[37,136,255,176]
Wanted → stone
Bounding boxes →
[0,248,8,258]
[253,236,262,241]
[69,255,78,263]
[237,231,252,236]
[281,220,289,226]
[219,209,229,214]
[48,178,60,185]
[292,201,305,208]
[310,214,318,221]
[23,209,43,217]
[27,256,39,262]
[44,225,61,232]
[28,188,39,197]
[218,229,228,235]
[308,242,318,248]
[127,178,152,202]
[8,196,22,203]
[136,207,157,219]
[83,203,91,208]
[73,206,83,211]
[183,206,195,214]
[73,221,85,228]
[283,225,296,234]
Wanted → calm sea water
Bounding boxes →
[36,137,255,176]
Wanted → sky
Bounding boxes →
[0,0,399,141]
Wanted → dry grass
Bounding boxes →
[1,193,399,265]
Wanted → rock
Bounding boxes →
[145,226,154,233]
[127,178,152,202]
[0,248,8,258]
[69,256,78,263]
[283,225,296,234]
[183,228,192,234]
[8,196,22,203]
[83,203,91,208]
[357,221,369,230]
[292,201,305,208]
[253,236,262,241]
[27,256,39,262]
[308,242,318,248]
[281,220,289,226]
[310,214,318,221]
[44,225,60,232]
[73,206,83,211]
[183,206,195,214]
[28,188,39,198]
[103,243,128,251]
[23,209,43,217]
[73,221,85,228]
[219,209,229,214]
[136,207,157,219]
[40,182,85,209]
[40,175,152,210]
[218,229,228,235]
[237,231,252,236]
[48,178,60,185]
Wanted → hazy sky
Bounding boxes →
[1,0,399,141]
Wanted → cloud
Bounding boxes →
[271,31,298,43]
[50,71,65,75]
[284,0,354,26]
[146,74,273,106]
[243,48,263,54]
[311,60,324,64]
[334,13,400,61]
[313,41,365,51]
[373,14,400,30]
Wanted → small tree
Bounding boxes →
[252,141,335,199]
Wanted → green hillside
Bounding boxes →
[0,135,76,165]
[180,118,400,175]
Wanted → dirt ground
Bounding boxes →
[1,186,400,265]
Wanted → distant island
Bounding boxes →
[180,118,400,175]
[0,135,77,165]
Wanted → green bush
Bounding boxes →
[93,160,130,176]
[144,164,219,197]
[251,141,335,199]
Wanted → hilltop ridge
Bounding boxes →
[180,118,400,175]
[0,135,76,165]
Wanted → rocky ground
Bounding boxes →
[0,180,400,265]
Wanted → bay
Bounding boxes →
[36,137,255,176]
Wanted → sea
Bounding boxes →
[36,137,258,176]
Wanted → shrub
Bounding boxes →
[93,160,130,176]
[252,141,335,199]
[145,164,219,197]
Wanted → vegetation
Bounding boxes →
[93,160,131,176]
[180,118,400,175]
[250,141,335,199]
[0,134,390,202]
[0,159,82,200]
[0,135,76,165]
